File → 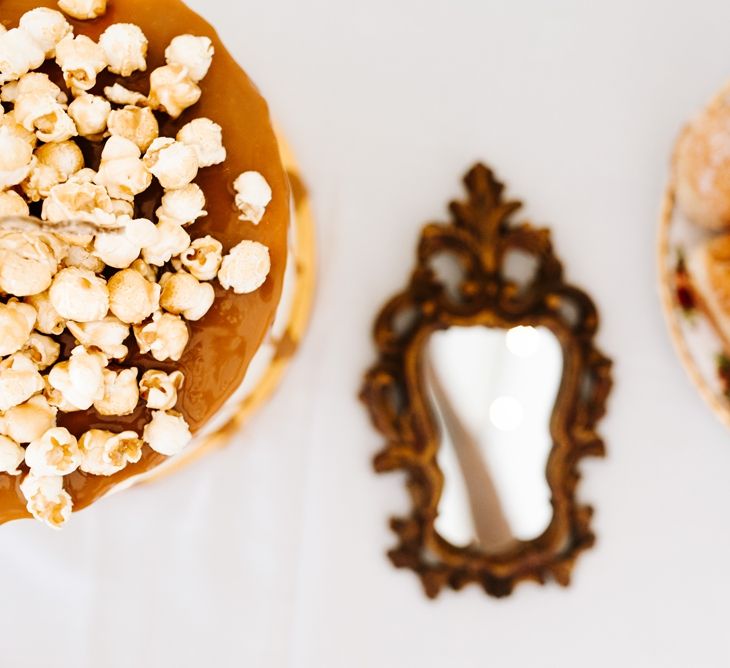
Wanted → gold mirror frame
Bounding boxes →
[361,163,612,598]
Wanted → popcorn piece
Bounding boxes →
[47,345,107,411]
[22,332,60,370]
[64,243,105,272]
[0,435,24,475]
[79,429,142,476]
[233,171,272,225]
[18,8,72,58]
[133,311,188,362]
[107,105,158,152]
[37,140,84,179]
[0,190,29,217]
[0,80,17,103]
[17,161,52,201]
[55,34,107,96]
[156,183,206,226]
[49,267,109,322]
[0,124,34,188]
[42,179,116,227]
[160,271,214,321]
[14,92,77,143]
[107,267,160,325]
[58,0,107,20]
[25,291,64,335]
[99,23,147,76]
[0,230,66,296]
[68,93,111,137]
[148,63,201,119]
[103,83,148,107]
[177,235,222,281]
[94,216,157,269]
[23,140,84,201]
[177,118,225,168]
[19,472,72,529]
[43,376,76,413]
[0,299,36,356]
[142,219,191,266]
[164,35,213,82]
[6,72,66,103]
[110,198,134,218]
[24,426,80,476]
[218,240,270,294]
[104,431,143,467]
[0,111,38,149]
[143,410,191,456]
[143,137,198,190]
[0,353,44,412]
[67,316,130,360]
[1,395,57,445]
[130,258,157,283]
[35,141,84,181]
[94,136,152,202]
[94,367,139,416]
[68,167,95,184]
[0,28,45,84]
[139,369,183,411]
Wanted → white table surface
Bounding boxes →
[3,1,730,666]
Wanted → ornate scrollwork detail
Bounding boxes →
[361,163,612,598]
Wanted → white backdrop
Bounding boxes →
[3,1,730,666]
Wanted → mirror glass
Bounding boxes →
[426,325,563,553]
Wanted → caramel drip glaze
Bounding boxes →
[0,0,290,523]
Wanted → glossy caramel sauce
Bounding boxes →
[0,0,290,522]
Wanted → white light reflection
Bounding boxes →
[489,396,523,432]
[505,325,539,357]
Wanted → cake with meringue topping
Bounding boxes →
[0,0,296,528]
[672,82,730,359]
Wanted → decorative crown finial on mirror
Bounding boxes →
[360,163,612,599]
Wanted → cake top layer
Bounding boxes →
[0,0,290,527]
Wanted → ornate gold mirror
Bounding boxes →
[361,163,612,598]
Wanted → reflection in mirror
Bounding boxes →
[427,325,563,553]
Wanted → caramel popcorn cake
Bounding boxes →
[0,0,292,528]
